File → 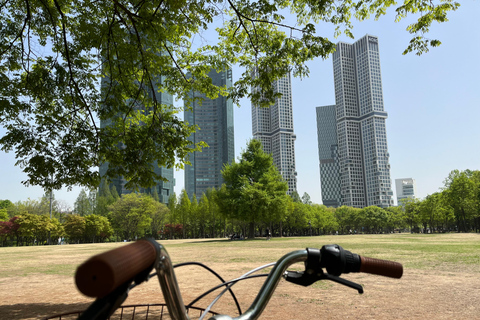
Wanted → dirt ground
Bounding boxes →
[0,238,479,319]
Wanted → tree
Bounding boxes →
[149,201,169,239]
[0,209,8,222]
[0,200,14,220]
[205,188,221,238]
[312,205,338,235]
[301,192,312,205]
[64,214,86,244]
[74,189,93,216]
[217,139,289,238]
[0,0,459,192]
[443,170,478,232]
[402,198,421,232]
[95,180,117,217]
[283,201,310,235]
[360,206,388,233]
[167,193,178,238]
[384,206,407,232]
[84,214,113,243]
[108,193,154,240]
[0,216,21,246]
[177,190,191,238]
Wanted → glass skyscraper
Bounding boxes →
[252,72,297,195]
[99,75,175,204]
[184,69,235,198]
[316,105,342,207]
[317,34,393,208]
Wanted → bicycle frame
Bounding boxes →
[76,240,402,320]
[153,244,308,320]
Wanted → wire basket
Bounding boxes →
[41,303,219,320]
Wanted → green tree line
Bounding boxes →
[1,143,479,246]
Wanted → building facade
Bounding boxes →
[252,72,297,195]
[316,105,342,207]
[395,178,417,204]
[99,76,175,204]
[317,34,393,208]
[184,69,235,198]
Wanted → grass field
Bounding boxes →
[0,233,479,319]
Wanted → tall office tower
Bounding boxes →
[316,105,342,207]
[184,69,235,198]
[328,34,393,208]
[395,178,417,204]
[99,76,175,204]
[251,72,297,195]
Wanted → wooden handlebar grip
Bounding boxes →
[359,256,403,279]
[75,240,157,298]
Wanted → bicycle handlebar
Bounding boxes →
[75,240,402,320]
[359,255,403,278]
[319,244,403,279]
[75,239,158,298]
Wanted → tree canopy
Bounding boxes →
[217,139,289,237]
[0,0,460,191]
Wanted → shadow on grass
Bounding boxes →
[0,302,90,320]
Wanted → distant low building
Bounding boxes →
[395,178,417,204]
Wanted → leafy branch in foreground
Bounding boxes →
[0,0,460,190]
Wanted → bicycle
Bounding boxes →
[46,238,403,320]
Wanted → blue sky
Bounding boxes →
[1,2,479,208]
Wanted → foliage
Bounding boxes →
[63,214,86,243]
[0,209,8,221]
[148,201,170,239]
[84,214,113,242]
[443,170,479,232]
[0,216,21,242]
[108,193,158,240]
[0,0,460,192]
[217,139,289,238]
[74,189,94,216]
[0,200,14,210]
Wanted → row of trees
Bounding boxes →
[1,141,479,246]
[402,170,480,233]
[0,192,170,246]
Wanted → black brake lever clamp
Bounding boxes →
[284,247,364,294]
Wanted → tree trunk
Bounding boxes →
[248,222,255,239]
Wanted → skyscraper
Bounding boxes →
[316,105,341,207]
[184,69,235,198]
[99,76,175,204]
[252,72,297,195]
[317,34,393,208]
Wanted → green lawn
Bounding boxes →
[1,233,479,279]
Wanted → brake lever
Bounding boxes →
[284,270,364,294]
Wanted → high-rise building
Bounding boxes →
[184,69,235,198]
[316,105,341,207]
[395,178,417,204]
[317,34,393,208]
[252,72,297,194]
[99,76,175,204]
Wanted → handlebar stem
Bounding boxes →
[209,250,308,320]
[153,243,190,320]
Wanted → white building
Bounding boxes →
[395,178,418,203]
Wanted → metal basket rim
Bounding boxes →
[40,303,219,319]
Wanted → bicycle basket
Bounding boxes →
[41,303,219,320]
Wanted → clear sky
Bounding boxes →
[1,2,479,209]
